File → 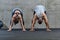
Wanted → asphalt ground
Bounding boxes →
[0,28,60,40]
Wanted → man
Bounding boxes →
[8,8,26,31]
[30,5,51,32]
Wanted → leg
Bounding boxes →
[18,15,26,31]
[8,14,17,31]
[42,13,51,31]
[8,18,14,31]
[30,14,37,31]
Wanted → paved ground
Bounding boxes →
[0,29,60,40]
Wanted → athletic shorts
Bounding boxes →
[12,8,23,17]
[33,5,46,18]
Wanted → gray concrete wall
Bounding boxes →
[0,0,60,29]
[46,0,60,28]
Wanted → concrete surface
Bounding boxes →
[0,29,60,40]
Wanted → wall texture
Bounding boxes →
[0,0,60,29]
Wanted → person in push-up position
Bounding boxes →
[30,5,51,32]
[8,8,26,32]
